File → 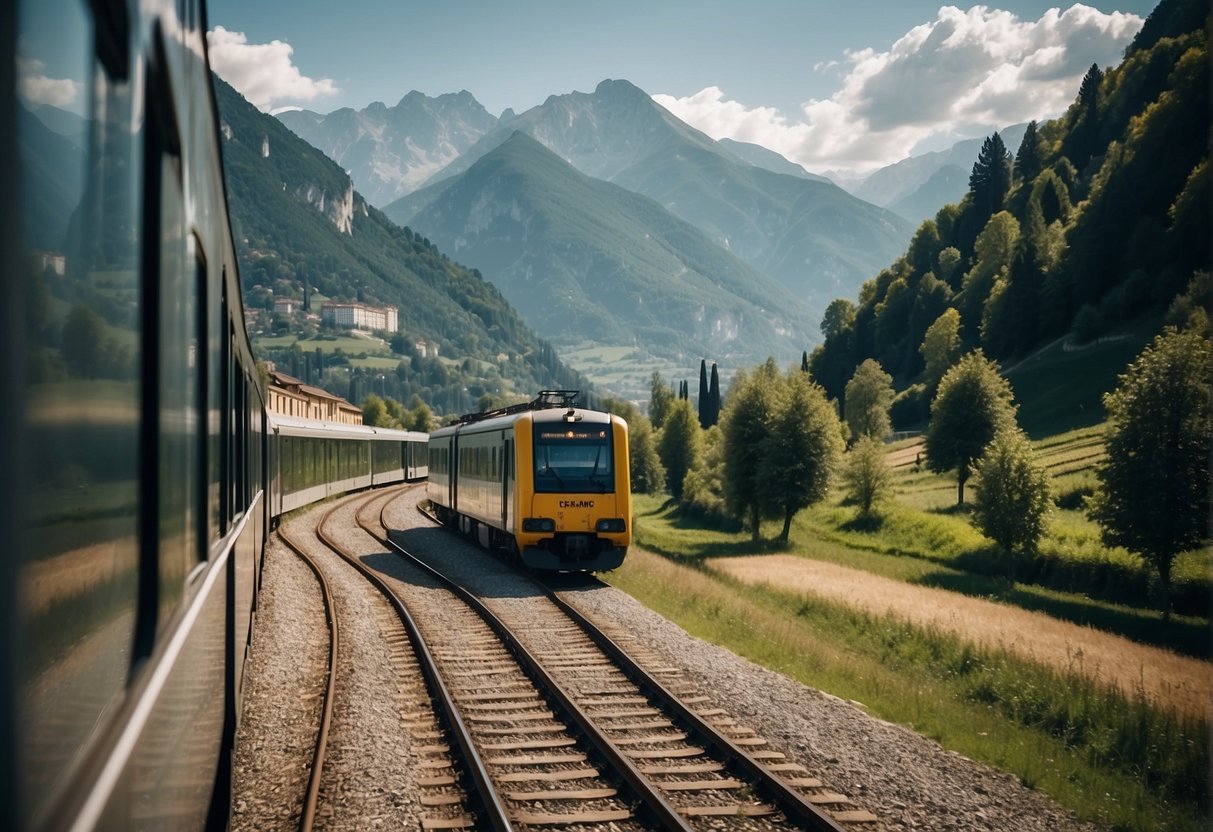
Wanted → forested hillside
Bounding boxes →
[809,0,1209,427]
[212,75,585,413]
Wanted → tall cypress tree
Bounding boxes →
[708,363,721,427]
[698,359,709,427]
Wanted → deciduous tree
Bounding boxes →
[658,399,700,499]
[920,308,962,388]
[924,350,1018,505]
[972,427,1051,580]
[1088,328,1212,619]
[760,370,844,543]
[721,361,782,542]
[843,435,892,518]
[649,370,674,429]
[844,359,894,442]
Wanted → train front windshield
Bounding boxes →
[534,426,614,493]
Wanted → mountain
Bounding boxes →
[840,124,1031,226]
[397,131,817,370]
[17,104,86,251]
[388,78,913,310]
[716,138,827,182]
[276,90,498,207]
[212,75,585,413]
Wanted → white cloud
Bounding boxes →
[654,4,1143,174]
[207,26,338,111]
[16,58,79,108]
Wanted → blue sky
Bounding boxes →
[203,0,1156,172]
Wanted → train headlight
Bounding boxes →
[595,518,626,533]
[522,518,556,532]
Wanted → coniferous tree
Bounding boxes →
[698,359,709,427]
[1013,120,1044,183]
[708,363,721,427]
[801,351,810,373]
[969,132,1013,228]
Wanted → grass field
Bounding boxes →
[611,415,1210,832]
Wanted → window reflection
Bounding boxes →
[16,0,140,822]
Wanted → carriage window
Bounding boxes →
[533,426,613,494]
[15,0,139,821]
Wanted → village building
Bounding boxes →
[266,370,362,424]
[320,301,398,333]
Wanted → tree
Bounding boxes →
[843,435,892,518]
[760,370,845,543]
[602,397,665,494]
[924,350,1018,505]
[1088,328,1212,619]
[707,363,721,427]
[820,298,857,340]
[920,308,962,388]
[936,246,962,290]
[958,211,1020,345]
[683,426,725,520]
[61,304,108,379]
[410,402,433,431]
[721,361,782,542]
[844,359,894,442]
[972,427,1052,580]
[362,394,389,427]
[657,399,700,500]
[697,359,710,427]
[969,132,1012,226]
[649,371,674,429]
[1013,120,1044,183]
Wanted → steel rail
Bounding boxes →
[274,525,339,832]
[316,489,514,832]
[366,495,695,832]
[544,584,851,832]
[413,495,856,831]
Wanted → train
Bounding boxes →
[0,1,423,829]
[427,391,632,571]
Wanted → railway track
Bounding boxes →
[373,490,878,829]
[274,485,877,828]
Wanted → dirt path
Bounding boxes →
[710,553,1211,720]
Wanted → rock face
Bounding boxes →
[277,91,498,207]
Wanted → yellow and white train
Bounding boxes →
[427,391,631,571]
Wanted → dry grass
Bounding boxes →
[711,553,1212,720]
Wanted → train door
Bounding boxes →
[501,436,512,533]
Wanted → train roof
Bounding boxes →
[429,404,616,439]
[268,412,427,441]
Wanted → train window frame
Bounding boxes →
[88,0,129,80]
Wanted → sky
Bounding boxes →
[201,0,1156,174]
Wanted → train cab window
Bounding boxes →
[533,425,614,494]
[14,0,139,821]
